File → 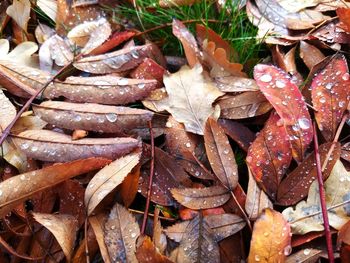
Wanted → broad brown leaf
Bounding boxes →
[254,64,313,162]
[299,41,325,70]
[89,214,111,263]
[0,158,109,218]
[286,248,322,263]
[104,203,140,263]
[130,58,165,88]
[85,151,141,215]
[33,101,153,134]
[311,54,350,141]
[204,118,238,190]
[337,8,350,32]
[246,112,292,200]
[12,129,140,162]
[171,186,230,209]
[136,235,173,263]
[248,208,291,263]
[32,213,78,261]
[277,142,340,206]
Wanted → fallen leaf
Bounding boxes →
[6,0,31,32]
[136,235,173,263]
[299,41,325,70]
[214,76,259,92]
[37,0,57,22]
[155,64,223,135]
[283,160,350,234]
[286,248,322,263]
[246,112,292,199]
[10,115,47,134]
[89,213,111,263]
[171,186,230,209]
[254,64,313,162]
[32,213,78,261]
[104,203,140,263]
[204,117,238,190]
[85,151,141,215]
[12,129,140,162]
[0,89,16,131]
[120,164,141,207]
[337,8,350,32]
[90,31,135,55]
[248,208,291,262]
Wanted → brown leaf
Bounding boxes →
[204,118,238,190]
[337,8,350,32]
[299,41,325,70]
[6,0,30,32]
[311,54,350,141]
[120,164,141,207]
[218,91,272,119]
[32,213,78,261]
[73,44,153,74]
[171,186,230,209]
[277,142,341,206]
[248,208,291,263]
[0,89,16,131]
[286,248,322,263]
[130,58,165,88]
[89,213,111,263]
[136,235,173,263]
[12,129,140,162]
[10,115,47,135]
[85,151,141,215]
[214,76,259,92]
[246,112,292,200]
[104,203,140,263]
[44,75,158,105]
[90,31,135,56]
[33,101,153,134]
[0,158,109,218]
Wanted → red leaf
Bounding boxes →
[130,58,165,88]
[337,8,350,33]
[254,64,313,162]
[89,31,135,55]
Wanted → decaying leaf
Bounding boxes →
[6,0,31,32]
[277,142,341,206]
[136,235,173,263]
[104,203,140,263]
[0,89,16,131]
[85,151,141,215]
[204,118,238,190]
[246,112,292,200]
[12,129,140,162]
[171,186,230,209]
[283,160,350,234]
[33,101,153,134]
[155,64,223,135]
[311,54,350,141]
[0,158,109,218]
[32,213,78,261]
[286,248,322,263]
[89,213,111,263]
[299,41,325,70]
[248,208,291,262]
[254,64,313,162]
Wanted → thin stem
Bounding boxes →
[128,209,176,222]
[141,120,155,234]
[84,218,90,263]
[230,191,252,232]
[313,122,334,263]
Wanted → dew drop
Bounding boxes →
[131,232,137,238]
[275,80,285,88]
[260,74,272,82]
[31,146,38,152]
[283,245,292,256]
[303,248,311,256]
[325,83,333,90]
[319,97,326,103]
[185,142,191,148]
[117,78,129,85]
[298,117,311,130]
[106,113,118,123]
[138,83,145,89]
[20,175,26,181]
[74,115,82,122]
[254,255,261,261]
[21,143,29,150]
[342,73,350,81]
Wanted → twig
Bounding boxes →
[128,208,176,222]
[313,122,334,263]
[141,120,155,234]
[230,191,252,232]
[84,218,90,263]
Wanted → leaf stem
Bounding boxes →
[313,122,334,263]
[230,191,252,232]
[141,120,155,234]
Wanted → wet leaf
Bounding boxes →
[248,208,291,263]
[73,44,153,74]
[214,76,259,92]
[6,0,30,32]
[299,41,325,70]
[1,139,28,172]
[12,129,140,162]
[204,117,238,190]
[120,164,140,207]
[0,89,16,131]
[85,151,141,215]
[44,75,158,105]
[32,213,78,261]
[0,158,109,218]
[246,112,292,199]
[104,203,140,263]
[155,64,223,135]
[311,54,350,141]
[33,101,153,134]
[254,64,313,162]
[90,31,135,56]
[171,186,230,209]
[283,160,350,234]
[277,142,341,206]
[136,235,173,263]
[130,58,165,88]
[10,115,47,134]
[37,0,57,22]
[337,8,350,32]
[89,213,111,263]
[285,248,322,263]
[218,91,272,119]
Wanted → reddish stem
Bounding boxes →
[141,120,155,234]
[313,122,334,263]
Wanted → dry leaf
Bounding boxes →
[104,203,140,263]
[286,248,322,263]
[136,235,173,263]
[89,214,111,263]
[32,213,78,261]
[85,151,141,215]
[120,164,141,207]
[215,76,259,92]
[12,129,140,162]
[155,64,223,135]
[299,41,325,70]
[0,89,16,131]
[37,0,57,22]
[6,0,31,32]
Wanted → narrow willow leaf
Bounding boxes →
[12,130,140,162]
[204,118,238,190]
[73,44,152,74]
[104,203,140,263]
[32,213,78,261]
[254,64,313,162]
[171,186,230,209]
[0,158,110,218]
[33,101,153,134]
[246,112,292,200]
[85,151,141,215]
[277,142,340,206]
[44,75,158,105]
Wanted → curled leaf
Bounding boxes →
[6,0,31,32]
